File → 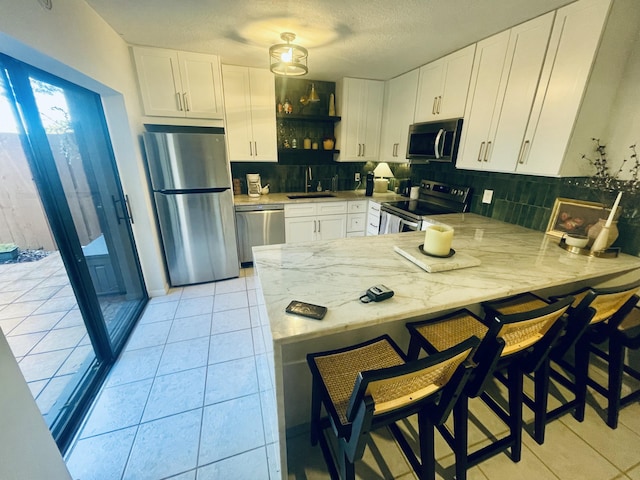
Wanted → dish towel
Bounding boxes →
[379,211,388,235]
[386,214,402,234]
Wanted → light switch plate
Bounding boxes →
[482,189,493,204]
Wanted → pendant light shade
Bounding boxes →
[270,32,308,76]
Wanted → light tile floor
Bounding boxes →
[0,253,92,427]
[5,261,639,479]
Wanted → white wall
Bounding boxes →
[0,0,167,296]
[0,330,72,480]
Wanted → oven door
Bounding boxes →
[380,207,422,234]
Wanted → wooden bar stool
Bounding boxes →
[484,280,640,444]
[306,334,479,480]
[587,300,640,428]
[406,295,572,480]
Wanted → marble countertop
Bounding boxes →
[253,213,640,345]
[233,189,404,206]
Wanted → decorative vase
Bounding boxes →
[328,93,336,116]
[587,218,619,250]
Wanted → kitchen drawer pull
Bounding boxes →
[477,142,486,162]
[483,141,492,162]
[183,93,189,112]
[518,140,531,164]
[176,92,183,111]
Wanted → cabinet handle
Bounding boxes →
[317,219,320,233]
[176,92,183,111]
[518,140,531,164]
[362,144,365,157]
[477,142,486,162]
[254,142,258,156]
[183,93,189,112]
[483,141,492,162]
[394,143,398,157]
[313,220,317,233]
[432,96,438,115]
[249,142,253,156]
[437,96,442,114]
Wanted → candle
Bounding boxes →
[605,192,622,228]
[423,224,454,256]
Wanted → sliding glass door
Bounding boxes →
[0,54,147,450]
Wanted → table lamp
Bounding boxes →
[373,162,394,193]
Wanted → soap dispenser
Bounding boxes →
[317,181,322,192]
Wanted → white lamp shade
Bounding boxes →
[373,162,394,178]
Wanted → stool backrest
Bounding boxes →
[468,296,573,396]
[346,336,479,424]
[556,280,640,355]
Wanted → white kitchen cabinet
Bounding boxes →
[457,0,636,177]
[347,200,367,236]
[366,200,381,236]
[132,46,224,119]
[222,65,277,162]
[379,69,419,163]
[414,45,475,122]
[516,0,615,176]
[335,78,384,162]
[285,202,348,242]
[457,13,554,171]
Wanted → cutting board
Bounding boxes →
[393,245,481,273]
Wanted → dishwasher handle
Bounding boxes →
[235,203,284,212]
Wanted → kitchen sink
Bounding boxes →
[287,193,336,199]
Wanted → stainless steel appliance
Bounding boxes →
[381,179,471,232]
[143,131,239,286]
[406,118,463,162]
[235,204,285,265]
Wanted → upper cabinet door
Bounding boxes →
[456,30,511,170]
[133,46,224,120]
[221,65,254,161]
[133,47,184,117]
[380,69,419,162]
[518,0,611,175]
[438,45,476,119]
[414,45,475,122]
[221,65,277,162]
[335,78,384,162]
[247,68,277,162]
[177,51,224,119]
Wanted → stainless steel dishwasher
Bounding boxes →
[235,204,285,265]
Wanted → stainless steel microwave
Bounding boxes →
[406,118,463,162]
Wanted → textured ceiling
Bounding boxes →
[85,0,575,81]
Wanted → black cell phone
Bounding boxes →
[286,300,327,320]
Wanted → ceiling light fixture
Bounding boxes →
[269,32,308,77]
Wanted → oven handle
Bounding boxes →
[400,219,420,231]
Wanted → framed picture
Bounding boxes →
[546,197,609,238]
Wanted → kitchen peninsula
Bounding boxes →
[251,213,640,478]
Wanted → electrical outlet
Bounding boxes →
[482,189,494,204]
[355,173,361,182]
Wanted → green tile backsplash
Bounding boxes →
[230,160,639,257]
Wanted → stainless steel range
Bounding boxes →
[381,179,471,232]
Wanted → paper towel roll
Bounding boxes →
[409,186,419,200]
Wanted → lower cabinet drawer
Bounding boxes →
[347,213,366,233]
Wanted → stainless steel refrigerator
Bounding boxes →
[143,131,239,286]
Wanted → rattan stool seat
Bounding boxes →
[411,311,489,352]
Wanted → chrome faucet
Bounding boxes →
[305,166,313,193]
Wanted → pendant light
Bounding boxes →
[269,32,308,76]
